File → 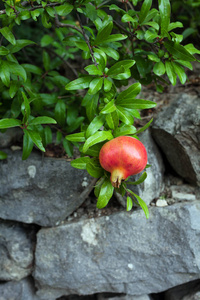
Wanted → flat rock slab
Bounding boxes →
[152,93,200,186]
[0,221,34,281]
[0,277,40,300]
[0,150,95,227]
[34,201,200,300]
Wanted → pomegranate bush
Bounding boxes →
[0,0,199,217]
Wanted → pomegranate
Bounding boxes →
[99,136,147,188]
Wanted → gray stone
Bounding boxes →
[97,294,152,300]
[34,201,200,299]
[0,277,40,300]
[0,221,34,281]
[152,93,200,186]
[170,185,197,202]
[156,199,168,207]
[165,279,200,300]
[0,128,23,149]
[0,150,95,227]
[115,129,164,206]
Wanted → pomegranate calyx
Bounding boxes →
[110,169,124,188]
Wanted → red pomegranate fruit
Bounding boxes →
[99,136,148,188]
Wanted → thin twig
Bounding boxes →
[0,2,61,15]
[76,12,98,67]
[55,14,83,35]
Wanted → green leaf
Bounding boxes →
[82,131,113,153]
[0,46,9,56]
[142,21,159,30]
[127,196,133,211]
[96,178,114,209]
[100,99,116,114]
[31,9,40,21]
[83,93,99,122]
[148,54,160,62]
[63,139,73,157]
[184,44,200,55]
[75,41,89,51]
[175,60,193,70]
[86,158,104,178]
[55,99,66,127]
[8,40,35,54]
[41,35,54,47]
[7,61,27,82]
[29,116,57,125]
[55,4,73,16]
[153,61,165,76]
[168,22,183,32]
[85,3,98,21]
[165,61,176,86]
[22,64,43,75]
[116,83,141,102]
[106,111,119,130]
[116,99,156,110]
[116,107,134,125]
[0,118,22,129]
[21,92,30,122]
[107,60,135,76]
[0,151,8,160]
[43,50,50,71]
[113,125,136,137]
[164,41,196,62]
[132,192,149,219]
[25,130,45,152]
[86,115,105,139]
[0,61,10,87]
[22,130,34,160]
[99,46,119,60]
[82,142,104,157]
[100,34,127,44]
[41,11,52,28]
[95,22,113,45]
[88,77,103,95]
[139,0,152,24]
[44,126,52,145]
[71,157,91,170]
[126,172,147,185]
[144,29,158,43]
[182,28,197,40]
[9,81,20,98]
[171,61,187,84]
[104,78,112,92]
[111,69,131,80]
[85,65,102,76]
[158,0,171,37]
[122,14,137,23]
[0,27,16,45]
[65,132,85,143]
[66,76,93,90]
[135,118,153,134]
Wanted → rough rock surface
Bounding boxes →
[34,201,200,300]
[0,277,40,300]
[0,128,23,148]
[98,295,152,300]
[152,93,200,186]
[0,150,95,227]
[115,129,164,206]
[0,221,34,281]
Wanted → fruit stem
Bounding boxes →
[110,169,124,188]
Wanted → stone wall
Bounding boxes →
[0,93,199,300]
